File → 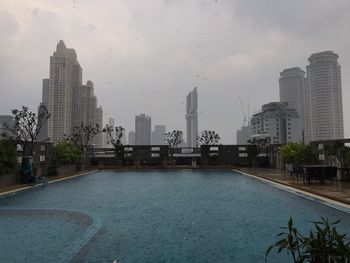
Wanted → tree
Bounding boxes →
[102,124,124,147]
[266,217,350,263]
[2,105,50,156]
[165,130,183,160]
[55,140,81,166]
[325,141,350,169]
[102,125,125,158]
[279,143,313,165]
[0,139,17,174]
[325,141,350,179]
[68,123,100,153]
[198,130,221,145]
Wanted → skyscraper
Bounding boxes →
[186,87,198,147]
[77,81,96,127]
[236,125,252,145]
[135,114,151,145]
[152,125,166,145]
[128,131,135,145]
[279,67,306,136]
[48,40,82,143]
[37,79,49,141]
[93,106,103,147]
[47,40,103,145]
[305,51,344,141]
[103,117,115,148]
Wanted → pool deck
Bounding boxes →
[235,167,350,206]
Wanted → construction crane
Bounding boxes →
[238,97,247,127]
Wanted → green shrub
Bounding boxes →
[55,140,81,166]
[279,143,313,165]
[0,139,17,174]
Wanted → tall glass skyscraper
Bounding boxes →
[186,87,198,147]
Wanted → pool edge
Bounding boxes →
[234,169,350,214]
[0,169,98,198]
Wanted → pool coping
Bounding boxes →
[234,169,350,214]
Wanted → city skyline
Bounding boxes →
[1,1,350,143]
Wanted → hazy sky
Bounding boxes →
[0,0,349,143]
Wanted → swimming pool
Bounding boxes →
[1,170,350,262]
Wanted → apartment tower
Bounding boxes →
[48,40,82,143]
[47,41,103,146]
[135,114,151,145]
[152,125,166,145]
[279,67,306,139]
[128,131,135,145]
[305,51,344,141]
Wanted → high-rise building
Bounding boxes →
[305,51,344,141]
[77,81,96,127]
[121,132,126,145]
[236,125,252,144]
[47,40,103,145]
[0,115,14,138]
[251,102,301,145]
[48,40,82,143]
[37,79,50,141]
[152,125,166,145]
[279,67,306,135]
[103,117,115,148]
[135,114,151,145]
[78,81,103,147]
[186,87,198,147]
[108,118,115,130]
[128,131,135,145]
[93,106,103,147]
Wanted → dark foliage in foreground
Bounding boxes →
[266,217,350,263]
[0,139,17,174]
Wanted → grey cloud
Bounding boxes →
[230,0,350,38]
[0,11,19,37]
[86,24,98,33]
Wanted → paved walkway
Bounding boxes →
[237,167,350,205]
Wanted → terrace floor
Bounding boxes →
[236,167,350,206]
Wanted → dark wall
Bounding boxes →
[92,145,256,167]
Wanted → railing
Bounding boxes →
[90,145,256,167]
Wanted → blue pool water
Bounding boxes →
[1,170,350,263]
